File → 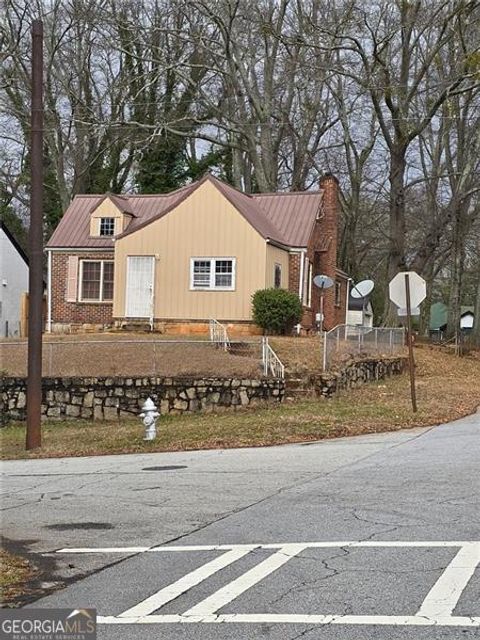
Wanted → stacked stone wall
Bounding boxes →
[286,357,406,398]
[1,376,284,423]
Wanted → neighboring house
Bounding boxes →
[346,295,373,328]
[46,173,348,334]
[429,302,475,338]
[460,306,474,332]
[0,221,29,337]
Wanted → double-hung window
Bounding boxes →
[190,258,236,290]
[79,260,114,302]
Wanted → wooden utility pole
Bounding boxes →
[26,20,44,450]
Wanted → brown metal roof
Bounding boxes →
[89,193,137,217]
[210,176,291,246]
[252,191,323,248]
[46,175,324,249]
[46,187,195,249]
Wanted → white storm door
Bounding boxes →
[125,256,155,318]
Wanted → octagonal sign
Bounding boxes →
[389,271,426,309]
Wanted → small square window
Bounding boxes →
[99,217,115,236]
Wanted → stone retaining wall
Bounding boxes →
[1,376,284,423]
[286,357,406,397]
[314,357,406,397]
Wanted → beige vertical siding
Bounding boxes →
[265,244,290,289]
[114,180,285,321]
[89,199,129,236]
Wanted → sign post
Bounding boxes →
[404,274,417,412]
[389,271,426,413]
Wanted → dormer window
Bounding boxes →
[99,217,115,236]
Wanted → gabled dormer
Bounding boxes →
[89,194,136,238]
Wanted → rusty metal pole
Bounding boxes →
[404,273,417,413]
[26,20,44,450]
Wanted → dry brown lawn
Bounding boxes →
[268,336,323,375]
[0,333,262,378]
[0,549,37,605]
[1,344,479,460]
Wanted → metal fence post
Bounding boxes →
[374,328,378,351]
[261,336,267,376]
[322,331,328,371]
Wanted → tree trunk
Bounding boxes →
[446,206,467,340]
[419,259,434,338]
[384,144,407,325]
[473,242,480,346]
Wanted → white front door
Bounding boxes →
[125,256,155,318]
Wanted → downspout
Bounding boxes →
[46,249,52,332]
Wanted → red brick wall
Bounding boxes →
[289,174,343,331]
[316,174,339,330]
[285,175,343,331]
[288,253,301,297]
[50,251,114,328]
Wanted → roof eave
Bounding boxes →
[266,238,295,251]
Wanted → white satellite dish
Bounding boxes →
[313,274,334,289]
[351,279,374,299]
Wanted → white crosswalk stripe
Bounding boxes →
[57,541,480,627]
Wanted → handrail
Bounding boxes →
[262,337,285,378]
[209,318,230,351]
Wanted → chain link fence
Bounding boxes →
[0,334,285,379]
[323,325,405,371]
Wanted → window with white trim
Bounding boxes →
[99,217,115,236]
[190,258,236,290]
[79,260,114,302]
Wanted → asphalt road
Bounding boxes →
[2,411,479,639]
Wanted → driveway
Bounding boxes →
[1,411,479,639]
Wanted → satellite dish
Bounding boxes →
[313,275,334,289]
[351,279,374,299]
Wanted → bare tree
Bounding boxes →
[316,0,480,320]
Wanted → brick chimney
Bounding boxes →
[319,173,339,329]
